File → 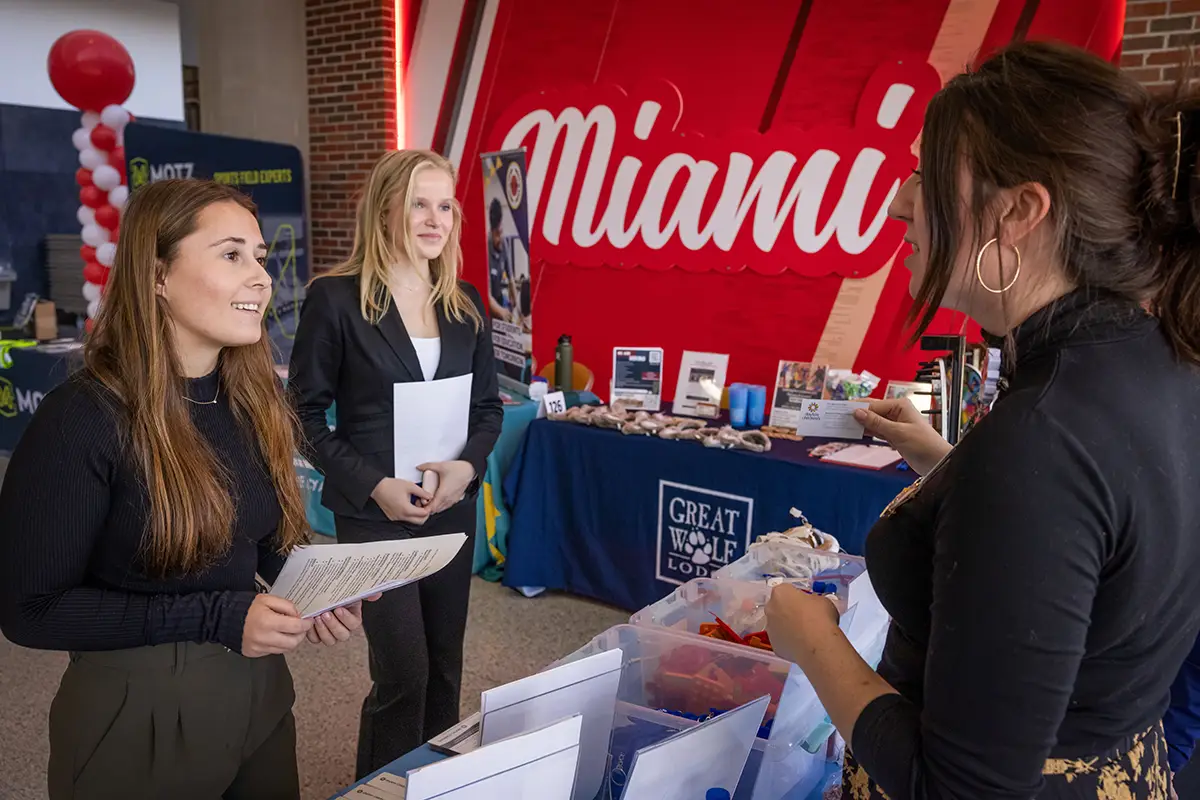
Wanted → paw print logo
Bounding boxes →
[683,531,714,565]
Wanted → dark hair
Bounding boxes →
[910,40,1200,364]
[489,197,503,229]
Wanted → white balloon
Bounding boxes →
[96,242,117,268]
[100,105,131,131]
[81,111,100,130]
[108,185,129,210]
[87,299,100,319]
[81,224,109,247]
[71,127,92,152]
[91,165,121,192]
[82,282,101,304]
[77,206,96,226]
[79,148,105,170]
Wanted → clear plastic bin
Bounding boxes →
[630,574,891,755]
[552,624,830,800]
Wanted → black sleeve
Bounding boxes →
[288,279,387,510]
[851,407,1109,799]
[0,382,255,653]
[257,535,288,586]
[457,283,503,483]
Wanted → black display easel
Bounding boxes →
[918,334,967,446]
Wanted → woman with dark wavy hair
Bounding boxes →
[0,179,364,799]
[766,41,1200,799]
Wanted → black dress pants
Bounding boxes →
[335,502,475,778]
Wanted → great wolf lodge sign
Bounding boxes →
[454,0,1125,395]
[494,61,940,278]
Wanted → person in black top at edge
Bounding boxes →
[0,179,368,799]
[764,41,1200,799]
[288,149,502,777]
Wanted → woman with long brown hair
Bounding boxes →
[0,179,365,798]
[289,149,502,777]
[764,41,1200,798]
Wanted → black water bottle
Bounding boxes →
[554,334,573,392]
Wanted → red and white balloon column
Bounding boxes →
[47,31,136,333]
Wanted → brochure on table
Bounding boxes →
[768,361,827,429]
[479,649,621,800]
[612,347,664,412]
[404,715,583,800]
[621,695,770,799]
[672,351,728,419]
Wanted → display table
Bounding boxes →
[0,346,74,453]
[330,742,843,799]
[502,419,915,611]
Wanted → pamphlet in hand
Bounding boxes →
[268,533,466,618]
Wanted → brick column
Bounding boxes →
[306,0,400,272]
[1121,1,1200,88]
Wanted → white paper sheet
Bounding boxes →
[268,534,466,618]
[393,374,473,483]
[405,715,582,800]
[480,649,622,800]
[621,695,769,799]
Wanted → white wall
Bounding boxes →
[0,0,184,121]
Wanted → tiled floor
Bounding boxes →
[0,454,628,799]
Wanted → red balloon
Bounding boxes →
[47,31,135,112]
[80,185,106,209]
[75,167,93,187]
[90,125,117,152]
[83,260,108,286]
[108,147,125,170]
[80,244,96,263]
[95,205,120,231]
[85,317,95,334]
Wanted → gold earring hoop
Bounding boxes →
[975,237,1021,294]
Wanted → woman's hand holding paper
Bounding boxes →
[306,593,381,646]
[370,478,433,524]
[417,460,476,515]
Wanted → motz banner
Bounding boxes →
[123,125,308,365]
[480,149,534,389]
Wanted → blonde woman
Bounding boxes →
[289,150,502,776]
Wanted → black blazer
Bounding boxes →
[288,274,503,521]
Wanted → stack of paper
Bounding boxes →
[268,534,466,618]
[820,444,902,470]
[338,773,408,799]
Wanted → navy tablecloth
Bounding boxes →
[502,420,915,612]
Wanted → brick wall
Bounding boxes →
[1122,1,1200,88]
[306,0,400,272]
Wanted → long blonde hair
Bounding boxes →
[318,149,481,329]
[84,179,310,576]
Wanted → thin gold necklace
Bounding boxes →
[184,384,220,405]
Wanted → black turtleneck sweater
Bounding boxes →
[0,370,285,654]
[851,290,1200,797]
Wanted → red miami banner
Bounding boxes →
[454,0,1125,397]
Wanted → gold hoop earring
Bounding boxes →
[975,237,1021,294]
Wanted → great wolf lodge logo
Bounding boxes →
[657,481,754,585]
[492,59,940,278]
